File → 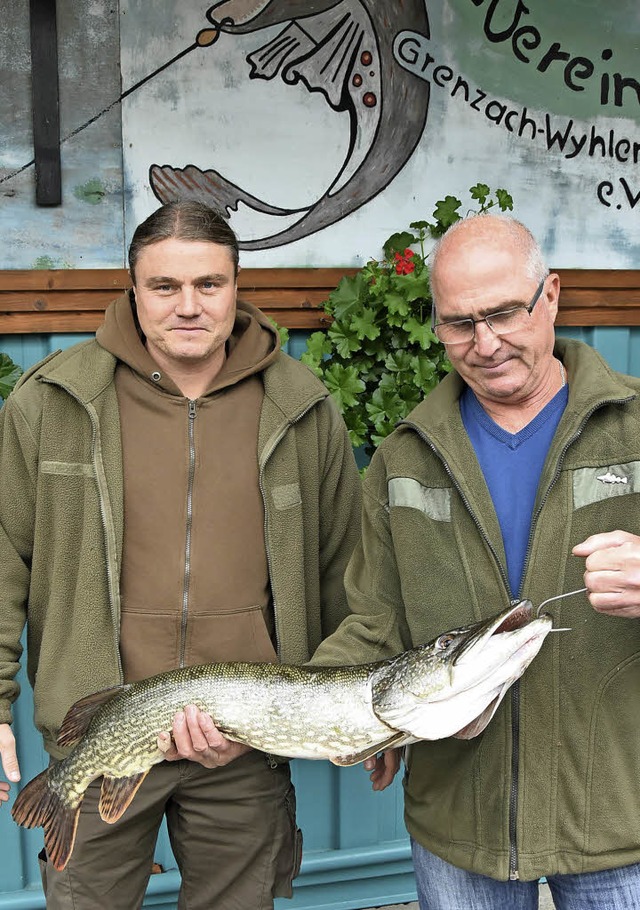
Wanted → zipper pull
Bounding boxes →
[188,400,197,419]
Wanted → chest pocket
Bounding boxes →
[388,477,451,522]
[573,461,640,511]
[40,460,94,477]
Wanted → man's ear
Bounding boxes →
[546,273,561,323]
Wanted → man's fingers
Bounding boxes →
[573,530,637,557]
[364,749,402,792]
[183,706,224,752]
[0,724,21,783]
[181,707,209,752]
[170,710,192,754]
[169,707,224,756]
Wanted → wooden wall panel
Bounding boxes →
[0,268,639,333]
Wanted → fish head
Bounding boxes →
[371,601,552,741]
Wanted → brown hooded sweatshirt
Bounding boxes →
[96,294,281,682]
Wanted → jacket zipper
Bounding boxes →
[179,399,198,668]
[258,399,321,658]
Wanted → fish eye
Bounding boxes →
[436,634,455,650]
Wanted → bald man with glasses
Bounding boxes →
[313,214,640,909]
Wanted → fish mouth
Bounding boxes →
[452,601,547,666]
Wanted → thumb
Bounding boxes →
[0,725,21,782]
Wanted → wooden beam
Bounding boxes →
[29,0,61,205]
[0,268,639,333]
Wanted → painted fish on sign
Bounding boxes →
[12,600,553,871]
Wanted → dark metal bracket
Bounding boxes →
[29,0,61,205]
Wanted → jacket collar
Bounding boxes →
[401,337,637,444]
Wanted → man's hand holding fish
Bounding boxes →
[157,704,252,767]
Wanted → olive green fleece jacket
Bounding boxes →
[313,338,640,881]
[0,324,361,758]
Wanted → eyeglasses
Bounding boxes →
[432,278,547,346]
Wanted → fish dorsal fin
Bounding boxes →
[330,732,407,767]
[11,767,82,871]
[99,771,150,824]
[57,686,128,748]
[452,696,501,740]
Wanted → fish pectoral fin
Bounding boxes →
[247,23,315,81]
[452,696,501,740]
[57,685,130,748]
[330,732,407,767]
[99,771,149,824]
[11,767,82,872]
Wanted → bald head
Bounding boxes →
[430,215,549,309]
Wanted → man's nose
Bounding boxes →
[473,319,501,356]
[175,287,201,316]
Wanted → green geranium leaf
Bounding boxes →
[344,410,369,449]
[367,271,388,299]
[383,231,417,259]
[386,311,407,328]
[411,353,439,390]
[0,354,23,401]
[268,317,289,348]
[381,367,404,386]
[496,188,514,211]
[384,291,410,317]
[299,355,322,377]
[402,316,436,350]
[393,271,430,302]
[324,363,366,411]
[366,386,406,429]
[385,351,414,374]
[371,424,397,447]
[432,195,462,233]
[327,272,367,321]
[469,183,490,206]
[302,331,332,364]
[327,320,361,357]
[362,339,386,359]
[351,308,380,342]
[409,220,432,234]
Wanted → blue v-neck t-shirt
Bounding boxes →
[460,384,569,597]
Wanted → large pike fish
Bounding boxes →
[12,601,551,870]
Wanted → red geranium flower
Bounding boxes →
[393,248,416,275]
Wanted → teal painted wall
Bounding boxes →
[2,324,639,909]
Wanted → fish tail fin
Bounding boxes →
[11,768,81,871]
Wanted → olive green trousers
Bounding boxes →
[40,751,302,910]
